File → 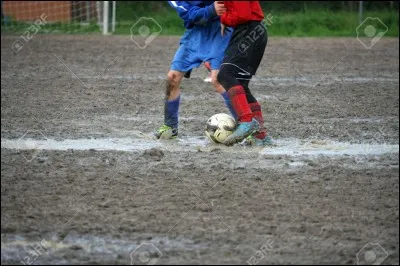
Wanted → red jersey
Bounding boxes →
[220,1,264,27]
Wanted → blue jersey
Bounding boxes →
[168,1,232,72]
[168,1,217,29]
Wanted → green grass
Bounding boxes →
[2,10,398,37]
[1,20,100,34]
[115,10,399,37]
[268,10,399,37]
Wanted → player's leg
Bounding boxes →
[165,70,184,130]
[155,70,184,139]
[205,21,237,120]
[204,61,212,72]
[203,61,212,83]
[217,63,260,146]
[217,21,273,145]
[155,39,189,140]
[222,21,271,146]
[166,70,183,101]
[241,22,273,146]
[240,79,274,146]
[240,78,266,138]
[240,79,269,138]
[155,28,204,139]
[210,69,238,121]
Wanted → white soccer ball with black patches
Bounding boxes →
[205,113,237,143]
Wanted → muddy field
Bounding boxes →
[1,35,399,265]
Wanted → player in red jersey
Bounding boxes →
[216,1,273,146]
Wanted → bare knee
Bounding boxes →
[167,71,178,82]
[166,76,177,98]
[166,71,182,98]
[211,75,219,88]
[211,70,226,93]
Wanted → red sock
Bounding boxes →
[249,102,267,139]
[227,85,253,122]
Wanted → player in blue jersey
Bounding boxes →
[154,1,236,139]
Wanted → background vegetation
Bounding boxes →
[114,1,399,36]
[1,1,399,36]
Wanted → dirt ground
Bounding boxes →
[1,35,399,265]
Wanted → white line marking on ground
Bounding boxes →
[259,139,399,156]
[1,137,398,157]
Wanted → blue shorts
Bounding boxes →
[171,19,232,72]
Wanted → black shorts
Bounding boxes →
[221,21,268,77]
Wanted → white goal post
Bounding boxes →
[1,1,116,35]
[103,1,109,35]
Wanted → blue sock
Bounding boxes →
[164,95,180,129]
[221,91,238,120]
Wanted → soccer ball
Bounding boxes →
[205,113,236,143]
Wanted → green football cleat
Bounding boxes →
[244,134,275,147]
[154,125,178,140]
